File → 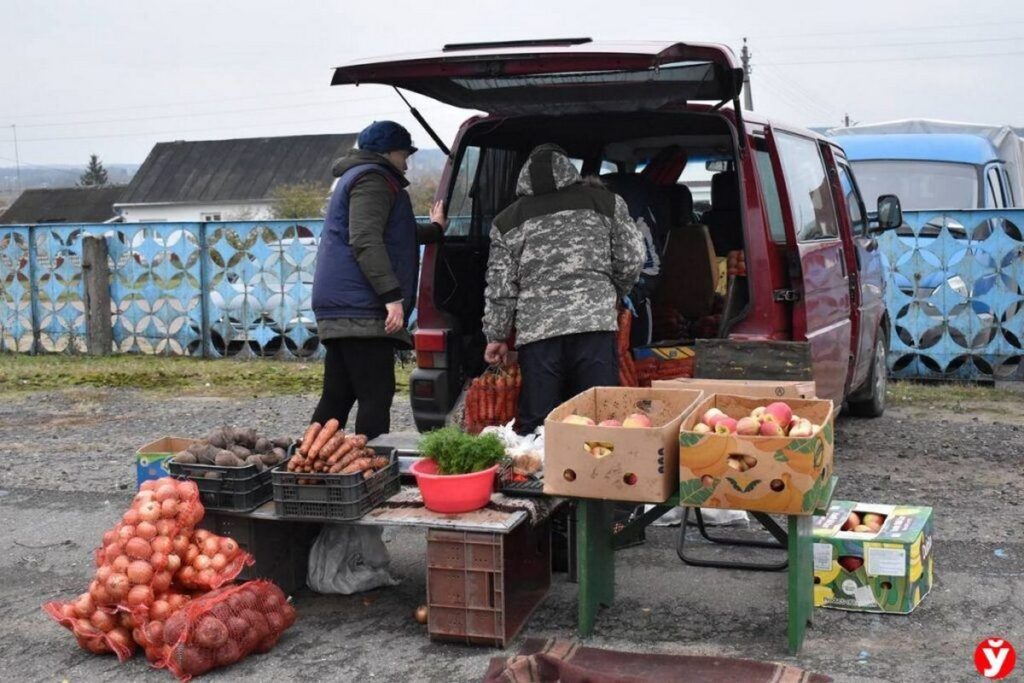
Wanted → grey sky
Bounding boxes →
[2,0,1022,167]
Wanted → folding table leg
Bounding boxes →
[787,514,814,654]
[576,500,615,636]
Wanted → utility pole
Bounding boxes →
[741,38,754,111]
[10,124,21,193]
[844,113,851,127]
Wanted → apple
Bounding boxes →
[788,415,802,431]
[750,406,767,421]
[788,419,814,438]
[862,513,886,530]
[762,402,793,427]
[623,413,653,429]
[691,423,712,434]
[702,408,727,428]
[714,417,738,435]
[838,556,863,572]
[811,424,821,435]
[735,416,760,436]
[842,512,861,531]
[598,419,622,428]
[853,524,876,533]
[562,415,595,426]
[590,445,613,458]
[759,420,785,437]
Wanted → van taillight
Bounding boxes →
[414,329,446,352]
[412,379,435,399]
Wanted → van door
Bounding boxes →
[772,130,853,404]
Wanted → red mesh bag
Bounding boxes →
[173,529,253,591]
[133,590,194,665]
[160,581,296,681]
[43,597,136,661]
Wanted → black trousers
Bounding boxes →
[516,331,618,434]
[312,338,395,440]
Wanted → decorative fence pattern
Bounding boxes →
[877,210,1024,381]
[2,210,1023,380]
[0,221,325,359]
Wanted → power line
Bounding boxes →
[756,66,842,121]
[764,35,1024,52]
[762,49,1024,66]
[750,18,1024,42]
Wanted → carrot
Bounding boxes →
[320,431,347,461]
[348,434,368,450]
[370,455,390,470]
[341,457,372,474]
[299,422,321,455]
[363,469,374,479]
[337,448,364,471]
[308,418,340,459]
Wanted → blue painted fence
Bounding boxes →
[877,209,1024,381]
[2,210,1023,380]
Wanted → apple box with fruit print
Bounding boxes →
[544,387,703,503]
[677,394,834,515]
[812,500,933,614]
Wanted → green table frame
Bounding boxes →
[576,476,837,654]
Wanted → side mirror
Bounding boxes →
[876,194,903,231]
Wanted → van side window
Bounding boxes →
[752,138,787,243]
[445,146,481,237]
[986,166,1005,208]
[775,132,840,241]
[836,162,867,235]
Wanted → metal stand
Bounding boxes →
[676,507,788,572]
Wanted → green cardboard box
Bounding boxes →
[136,437,198,489]
[813,500,933,613]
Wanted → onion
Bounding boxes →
[89,580,111,605]
[96,565,113,584]
[193,616,229,649]
[138,501,161,523]
[282,602,297,629]
[265,611,285,634]
[102,530,118,547]
[107,627,136,656]
[202,537,220,557]
[193,555,211,571]
[184,545,200,565]
[127,584,154,608]
[171,534,190,556]
[154,484,179,502]
[102,543,121,564]
[225,616,249,641]
[106,573,130,600]
[119,612,135,629]
[150,551,168,572]
[151,535,173,555]
[197,568,217,587]
[136,521,158,540]
[175,480,196,498]
[160,499,178,519]
[152,570,172,594]
[122,509,140,526]
[77,634,110,655]
[194,529,211,544]
[150,599,172,622]
[177,566,197,586]
[167,593,189,611]
[140,480,159,493]
[90,609,116,633]
[219,537,239,557]
[179,646,214,676]
[72,593,95,619]
[111,554,130,573]
[241,609,268,638]
[127,560,154,585]
[215,640,243,666]
[61,603,77,620]
[166,553,181,573]
[133,626,148,647]
[125,537,153,560]
[234,590,258,611]
[117,525,136,541]
[164,611,187,645]
[144,620,164,646]
[255,634,279,654]
[210,553,227,571]
[155,519,176,537]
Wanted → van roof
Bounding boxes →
[831,133,1001,165]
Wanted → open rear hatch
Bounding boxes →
[331,38,744,116]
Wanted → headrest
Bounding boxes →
[710,171,739,212]
[666,184,693,225]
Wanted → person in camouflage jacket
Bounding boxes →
[482,144,645,433]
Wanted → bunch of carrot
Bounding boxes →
[617,307,640,387]
[287,419,389,483]
[727,249,747,278]
[464,364,521,434]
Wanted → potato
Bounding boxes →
[232,427,258,448]
[195,444,220,464]
[187,442,207,456]
[245,455,267,472]
[229,445,251,459]
[215,451,242,467]
[271,437,292,450]
[259,452,280,467]
[254,437,272,454]
[271,447,287,462]
[205,426,231,449]
[172,450,198,464]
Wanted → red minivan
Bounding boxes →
[331,39,902,429]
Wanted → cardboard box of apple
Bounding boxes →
[812,500,934,614]
[677,393,835,515]
[544,387,704,503]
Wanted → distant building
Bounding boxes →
[0,185,125,224]
[114,133,357,223]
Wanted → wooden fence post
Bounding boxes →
[82,235,113,355]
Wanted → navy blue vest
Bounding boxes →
[312,164,419,321]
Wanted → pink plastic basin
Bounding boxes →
[410,459,498,513]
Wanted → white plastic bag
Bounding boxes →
[647,505,749,527]
[306,524,400,594]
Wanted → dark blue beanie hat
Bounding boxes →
[357,121,418,154]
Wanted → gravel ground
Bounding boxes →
[1,388,1022,682]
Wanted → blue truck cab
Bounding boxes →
[831,133,1016,211]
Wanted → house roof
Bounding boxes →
[0,185,124,224]
[117,133,358,205]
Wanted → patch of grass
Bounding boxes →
[888,380,1021,410]
[0,353,413,397]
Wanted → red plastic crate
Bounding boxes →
[426,521,551,647]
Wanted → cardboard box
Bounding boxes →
[653,378,816,399]
[812,501,934,613]
[678,394,834,515]
[543,387,703,503]
[136,437,198,488]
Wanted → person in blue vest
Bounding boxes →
[312,121,446,439]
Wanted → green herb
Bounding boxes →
[418,426,505,475]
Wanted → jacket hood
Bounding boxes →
[332,149,410,187]
[515,144,581,196]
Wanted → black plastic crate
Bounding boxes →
[272,448,398,504]
[198,481,273,512]
[499,464,545,498]
[168,460,263,481]
[198,511,319,594]
[171,463,272,493]
[273,473,400,521]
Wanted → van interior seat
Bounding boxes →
[701,171,744,255]
[600,172,675,255]
[653,223,719,319]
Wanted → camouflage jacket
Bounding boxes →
[482,145,645,347]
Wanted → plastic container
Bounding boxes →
[169,462,271,492]
[272,473,400,521]
[411,459,499,513]
[427,521,551,647]
[167,460,263,481]
[499,464,545,498]
[197,483,272,512]
[271,448,397,503]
